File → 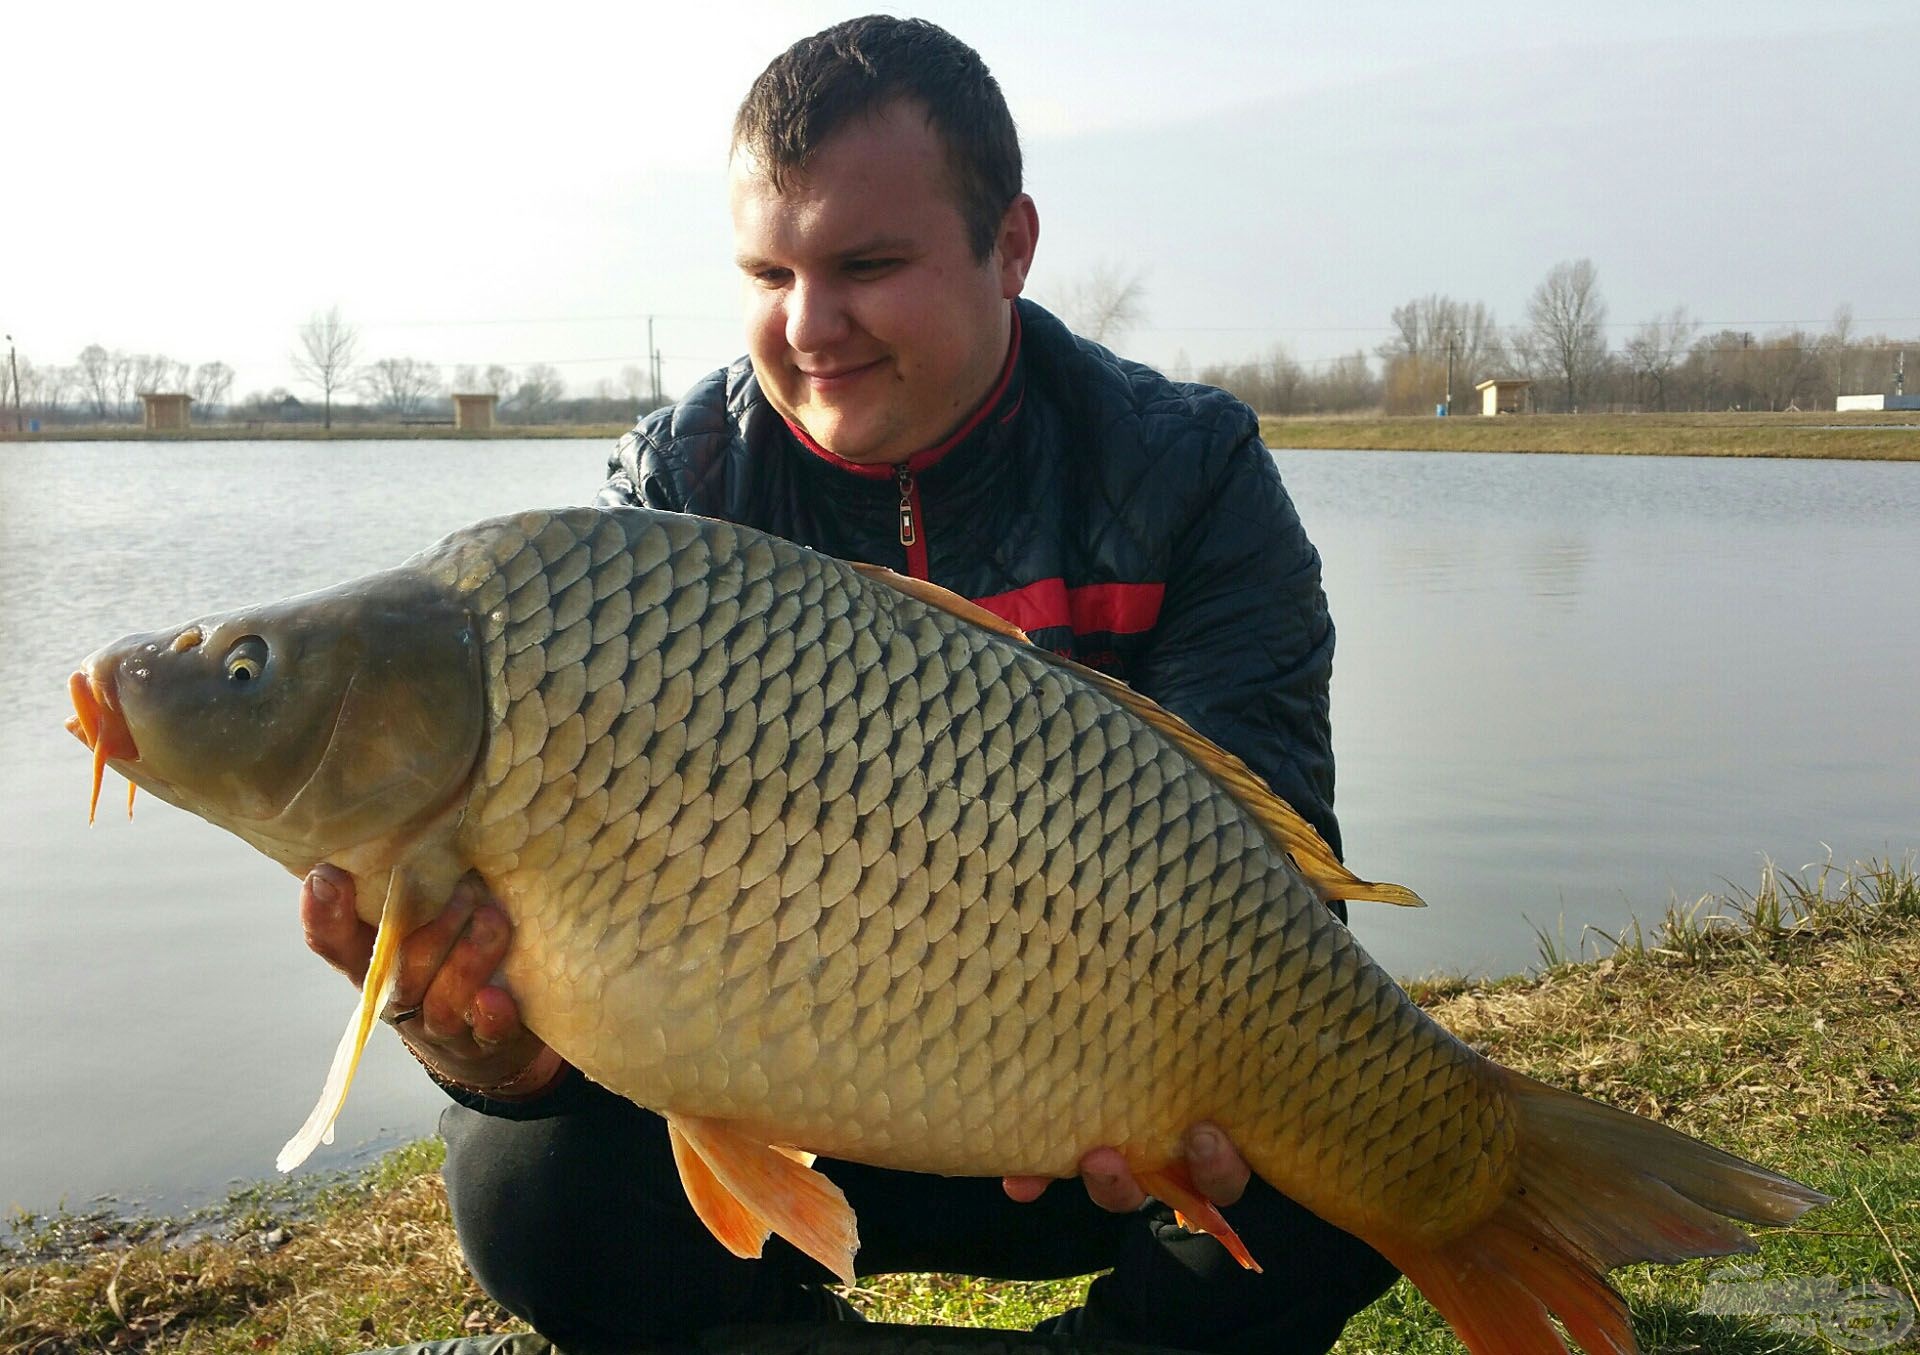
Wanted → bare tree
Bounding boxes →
[1198,344,1304,414]
[75,345,117,419]
[509,363,566,421]
[1378,295,1503,373]
[292,307,360,429]
[1747,331,1819,411]
[359,357,443,417]
[109,351,137,420]
[1050,261,1148,346]
[1376,295,1505,414]
[1313,351,1381,413]
[190,361,235,415]
[129,353,188,397]
[483,364,518,398]
[1526,259,1609,412]
[1622,306,1696,411]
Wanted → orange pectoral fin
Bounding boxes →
[1134,1162,1263,1273]
[664,1113,859,1285]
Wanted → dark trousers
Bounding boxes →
[439,1079,1399,1355]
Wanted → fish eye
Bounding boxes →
[224,635,270,685]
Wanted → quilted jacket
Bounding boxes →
[600,300,1342,859]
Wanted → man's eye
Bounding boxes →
[752,268,792,287]
[846,258,900,276]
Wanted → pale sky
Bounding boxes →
[6,0,1915,401]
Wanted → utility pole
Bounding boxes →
[6,333,20,429]
[1897,350,1906,398]
[1444,329,1458,416]
[647,317,662,405]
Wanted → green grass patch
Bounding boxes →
[5,859,1915,1353]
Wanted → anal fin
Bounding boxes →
[1134,1161,1263,1273]
[668,1120,773,1261]
[665,1112,859,1285]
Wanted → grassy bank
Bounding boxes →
[6,858,1916,1354]
[1262,411,1920,460]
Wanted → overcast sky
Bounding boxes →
[7,0,1915,400]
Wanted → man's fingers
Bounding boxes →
[420,905,511,1040]
[1184,1122,1250,1207]
[465,985,526,1047]
[301,866,372,986]
[1000,1175,1051,1203]
[1078,1146,1148,1213]
[390,891,480,1018]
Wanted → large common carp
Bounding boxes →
[69,506,1823,1355]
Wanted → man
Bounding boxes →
[304,16,1399,1354]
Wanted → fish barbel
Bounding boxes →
[69,506,1825,1355]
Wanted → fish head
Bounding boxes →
[68,567,486,869]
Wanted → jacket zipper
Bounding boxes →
[894,465,930,579]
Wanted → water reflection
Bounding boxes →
[1515,533,1590,603]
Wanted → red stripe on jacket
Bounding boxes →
[973,578,1166,638]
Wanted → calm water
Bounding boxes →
[1,441,1915,1219]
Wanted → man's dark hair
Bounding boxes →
[732,15,1022,261]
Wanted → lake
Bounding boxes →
[2,440,1914,1221]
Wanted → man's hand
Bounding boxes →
[1001,1123,1252,1212]
[300,865,564,1098]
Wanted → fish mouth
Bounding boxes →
[67,666,140,823]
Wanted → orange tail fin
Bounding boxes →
[1382,1068,1828,1355]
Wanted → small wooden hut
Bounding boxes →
[139,392,193,431]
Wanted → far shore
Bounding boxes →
[0,422,635,443]
[1261,409,1920,460]
[3,409,1918,459]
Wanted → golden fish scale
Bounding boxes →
[413,508,1516,1245]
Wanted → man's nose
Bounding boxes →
[784,278,851,353]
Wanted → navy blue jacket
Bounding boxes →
[600,300,1341,857]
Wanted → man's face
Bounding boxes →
[730,100,1036,466]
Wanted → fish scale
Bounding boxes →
[71,503,1829,1355]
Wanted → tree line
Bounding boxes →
[1184,260,1914,417]
[9,275,1912,429]
[4,307,667,429]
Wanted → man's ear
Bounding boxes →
[995,194,1040,298]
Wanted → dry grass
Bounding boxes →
[1,1144,510,1354]
[1261,411,1920,461]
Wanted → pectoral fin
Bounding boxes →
[277,870,409,1171]
[664,1113,859,1285]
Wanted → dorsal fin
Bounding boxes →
[1058,659,1425,907]
[851,562,1033,645]
[853,560,1421,908]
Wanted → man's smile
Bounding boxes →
[799,357,888,389]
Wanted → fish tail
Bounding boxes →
[1381,1068,1829,1355]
